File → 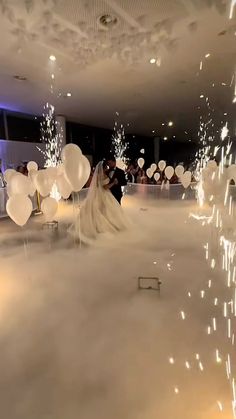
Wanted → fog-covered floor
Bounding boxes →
[0,196,232,419]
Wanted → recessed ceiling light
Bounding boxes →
[205,53,210,58]
[162,123,165,126]
[200,94,204,98]
[221,82,227,86]
[164,136,168,141]
[66,92,72,97]
[99,14,118,28]
[233,96,236,104]
[152,130,155,133]
[49,55,56,62]
[13,75,27,81]
[150,58,156,64]
[224,112,227,115]
[168,121,173,127]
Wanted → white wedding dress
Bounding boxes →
[70,161,128,243]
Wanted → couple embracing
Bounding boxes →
[72,154,128,242]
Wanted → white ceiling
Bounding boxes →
[0,0,235,138]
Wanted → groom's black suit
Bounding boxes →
[109,167,127,204]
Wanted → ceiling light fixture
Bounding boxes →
[13,75,27,81]
[168,121,173,127]
[150,58,156,64]
[66,92,72,97]
[205,53,210,58]
[200,94,204,98]
[49,55,56,62]
[233,96,236,103]
[164,137,168,141]
[99,14,118,28]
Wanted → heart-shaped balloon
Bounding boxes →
[138,158,145,169]
[4,169,16,183]
[207,160,217,170]
[6,195,33,226]
[61,144,82,162]
[165,166,174,180]
[56,174,72,199]
[27,161,38,172]
[158,160,166,172]
[181,171,192,189]
[146,168,153,179]
[34,170,54,197]
[151,163,157,172]
[175,165,184,178]
[154,173,160,182]
[10,173,32,195]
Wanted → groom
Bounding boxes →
[105,154,127,204]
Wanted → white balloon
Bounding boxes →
[181,171,192,189]
[4,169,16,183]
[61,144,82,162]
[154,173,160,182]
[175,165,184,178]
[227,164,236,181]
[27,161,38,172]
[41,197,58,222]
[78,155,91,190]
[57,163,65,176]
[34,170,54,197]
[151,163,157,172]
[28,180,36,197]
[64,153,90,192]
[146,168,153,179]
[158,160,166,172]
[138,158,145,169]
[46,166,58,180]
[10,173,31,195]
[207,160,217,170]
[28,168,38,183]
[56,174,72,199]
[6,195,32,226]
[165,166,174,180]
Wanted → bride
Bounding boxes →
[70,160,128,242]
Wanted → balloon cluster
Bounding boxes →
[137,158,192,189]
[4,144,90,226]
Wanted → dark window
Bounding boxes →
[0,110,5,139]
[66,122,94,155]
[7,112,41,142]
